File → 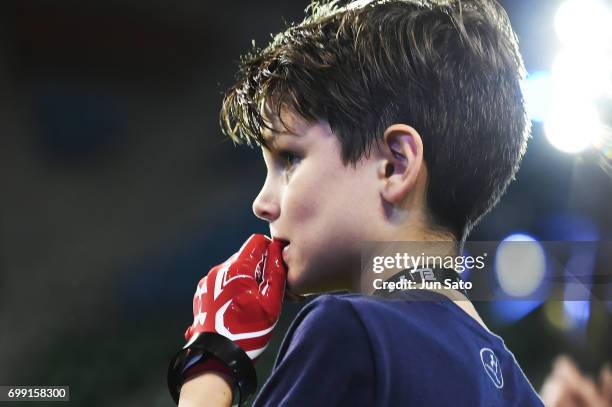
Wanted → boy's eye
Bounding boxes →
[278,150,301,170]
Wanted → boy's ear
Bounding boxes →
[378,124,424,204]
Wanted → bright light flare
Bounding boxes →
[551,50,612,102]
[522,71,554,123]
[554,0,612,48]
[543,103,603,153]
[495,234,546,298]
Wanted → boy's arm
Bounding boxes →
[179,373,233,407]
[174,288,374,406]
[169,235,287,405]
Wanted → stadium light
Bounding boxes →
[554,0,612,48]
[540,0,611,154]
[543,102,603,154]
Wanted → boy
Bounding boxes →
[168,0,544,405]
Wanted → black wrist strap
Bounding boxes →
[167,332,257,406]
[372,267,468,298]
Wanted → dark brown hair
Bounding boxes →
[220,0,530,243]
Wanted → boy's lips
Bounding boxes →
[271,238,305,303]
[271,236,290,267]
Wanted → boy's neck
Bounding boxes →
[357,224,460,295]
[354,228,491,333]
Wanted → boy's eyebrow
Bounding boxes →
[261,128,301,151]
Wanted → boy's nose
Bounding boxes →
[252,188,280,222]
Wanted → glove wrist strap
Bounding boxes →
[167,332,257,406]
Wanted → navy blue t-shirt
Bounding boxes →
[252,290,543,406]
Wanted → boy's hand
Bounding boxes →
[183,234,287,361]
[540,355,612,407]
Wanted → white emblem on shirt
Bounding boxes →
[480,348,504,389]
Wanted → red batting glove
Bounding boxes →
[184,234,287,362]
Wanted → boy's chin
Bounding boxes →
[285,268,321,298]
[285,271,308,296]
[285,266,350,298]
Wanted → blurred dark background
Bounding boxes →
[0,0,610,405]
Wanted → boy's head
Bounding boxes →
[220,0,530,295]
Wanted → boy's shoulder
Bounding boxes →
[282,290,501,360]
[296,290,492,338]
[270,291,544,406]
